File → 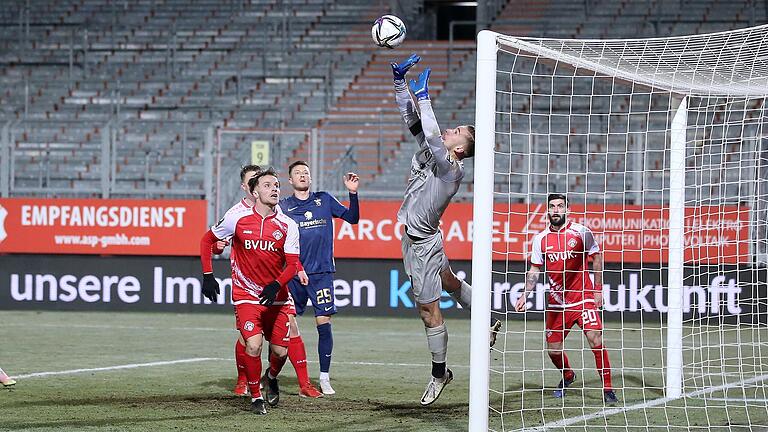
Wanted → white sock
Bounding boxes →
[320,372,330,381]
[425,323,448,364]
[449,280,472,309]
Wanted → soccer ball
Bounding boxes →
[371,15,406,49]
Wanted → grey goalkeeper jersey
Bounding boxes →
[394,83,464,238]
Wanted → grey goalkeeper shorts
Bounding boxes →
[401,230,449,304]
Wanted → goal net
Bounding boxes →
[470,26,768,431]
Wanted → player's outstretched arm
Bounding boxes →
[392,54,422,134]
[409,69,454,177]
[330,173,360,224]
[515,265,541,312]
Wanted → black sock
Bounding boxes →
[432,361,446,378]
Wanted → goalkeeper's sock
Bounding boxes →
[268,352,287,379]
[242,352,263,398]
[426,323,448,378]
[431,361,447,379]
[317,323,333,374]
[235,339,247,383]
[591,344,613,390]
[548,350,573,377]
[288,335,311,387]
[449,280,472,309]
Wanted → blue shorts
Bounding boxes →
[288,272,337,317]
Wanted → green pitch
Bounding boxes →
[0,311,766,432]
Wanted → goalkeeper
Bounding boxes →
[391,54,501,406]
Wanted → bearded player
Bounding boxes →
[515,193,618,404]
[200,168,301,415]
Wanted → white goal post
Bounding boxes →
[470,27,768,431]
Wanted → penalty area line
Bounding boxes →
[14,357,226,379]
[521,373,768,431]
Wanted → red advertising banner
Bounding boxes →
[0,198,207,256]
[333,201,750,264]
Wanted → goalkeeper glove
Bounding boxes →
[260,281,281,306]
[201,273,219,302]
[391,53,421,85]
[409,68,431,101]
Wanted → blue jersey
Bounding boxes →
[279,191,359,274]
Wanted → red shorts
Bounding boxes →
[545,303,603,344]
[234,303,291,347]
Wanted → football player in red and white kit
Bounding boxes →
[515,194,618,404]
[200,168,301,415]
[213,165,322,401]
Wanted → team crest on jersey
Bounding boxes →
[568,238,577,248]
[273,230,283,241]
[304,211,313,220]
[244,321,255,332]
[314,198,322,207]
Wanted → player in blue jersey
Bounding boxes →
[279,160,360,395]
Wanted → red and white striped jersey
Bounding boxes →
[212,204,299,305]
[530,221,600,309]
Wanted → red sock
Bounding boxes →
[592,344,613,390]
[235,340,247,383]
[269,351,288,378]
[241,352,263,398]
[548,351,575,380]
[288,335,311,387]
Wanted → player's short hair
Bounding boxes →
[240,164,261,181]
[248,167,278,193]
[547,193,568,206]
[288,160,310,175]
[463,125,475,158]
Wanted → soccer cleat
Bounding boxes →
[261,372,280,407]
[604,390,619,404]
[1,379,16,389]
[319,378,336,395]
[250,398,267,415]
[233,378,249,397]
[490,319,503,348]
[299,383,324,398]
[420,368,453,406]
[553,372,576,398]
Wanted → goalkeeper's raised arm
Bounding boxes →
[392,54,422,132]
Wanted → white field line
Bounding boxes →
[705,397,768,403]
[12,358,464,380]
[14,357,714,381]
[14,358,224,379]
[521,373,768,431]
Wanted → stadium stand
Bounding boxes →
[0,0,762,203]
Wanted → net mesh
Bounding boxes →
[486,25,768,431]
